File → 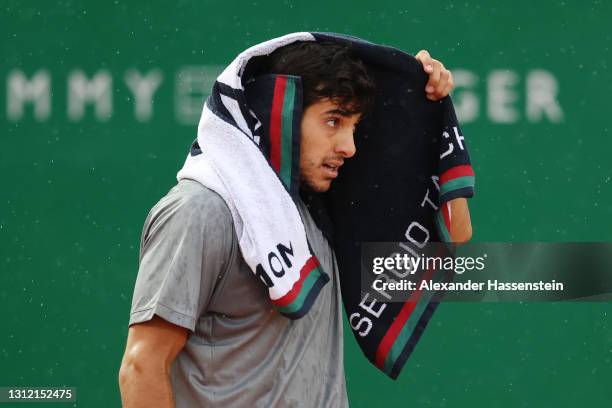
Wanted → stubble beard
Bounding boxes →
[299,160,331,193]
[299,172,331,193]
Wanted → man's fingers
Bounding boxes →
[415,50,433,73]
[434,68,454,99]
[426,62,441,94]
[416,50,455,100]
[427,74,453,101]
[434,68,450,95]
[441,81,454,99]
[415,49,432,63]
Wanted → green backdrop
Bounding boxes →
[1,1,611,406]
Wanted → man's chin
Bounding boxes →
[300,177,332,193]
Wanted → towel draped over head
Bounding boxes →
[177,32,475,379]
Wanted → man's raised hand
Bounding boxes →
[415,50,454,101]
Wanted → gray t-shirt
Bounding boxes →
[129,179,347,407]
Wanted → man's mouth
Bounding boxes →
[322,161,343,178]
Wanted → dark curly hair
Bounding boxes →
[259,41,376,115]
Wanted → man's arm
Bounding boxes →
[119,316,189,408]
[448,198,472,243]
[414,52,472,241]
[121,186,234,406]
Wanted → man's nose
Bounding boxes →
[335,129,356,158]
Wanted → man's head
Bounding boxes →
[265,41,376,192]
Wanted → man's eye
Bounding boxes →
[326,118,339,127]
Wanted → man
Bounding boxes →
[119,39,470,407]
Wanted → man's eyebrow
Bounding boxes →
[323,108,352,116]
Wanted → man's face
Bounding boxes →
[299,98,362,193]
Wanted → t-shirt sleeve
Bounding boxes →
[129,185,234,331]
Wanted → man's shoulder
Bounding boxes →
[148,179,233,227]
[168,179,228,207]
